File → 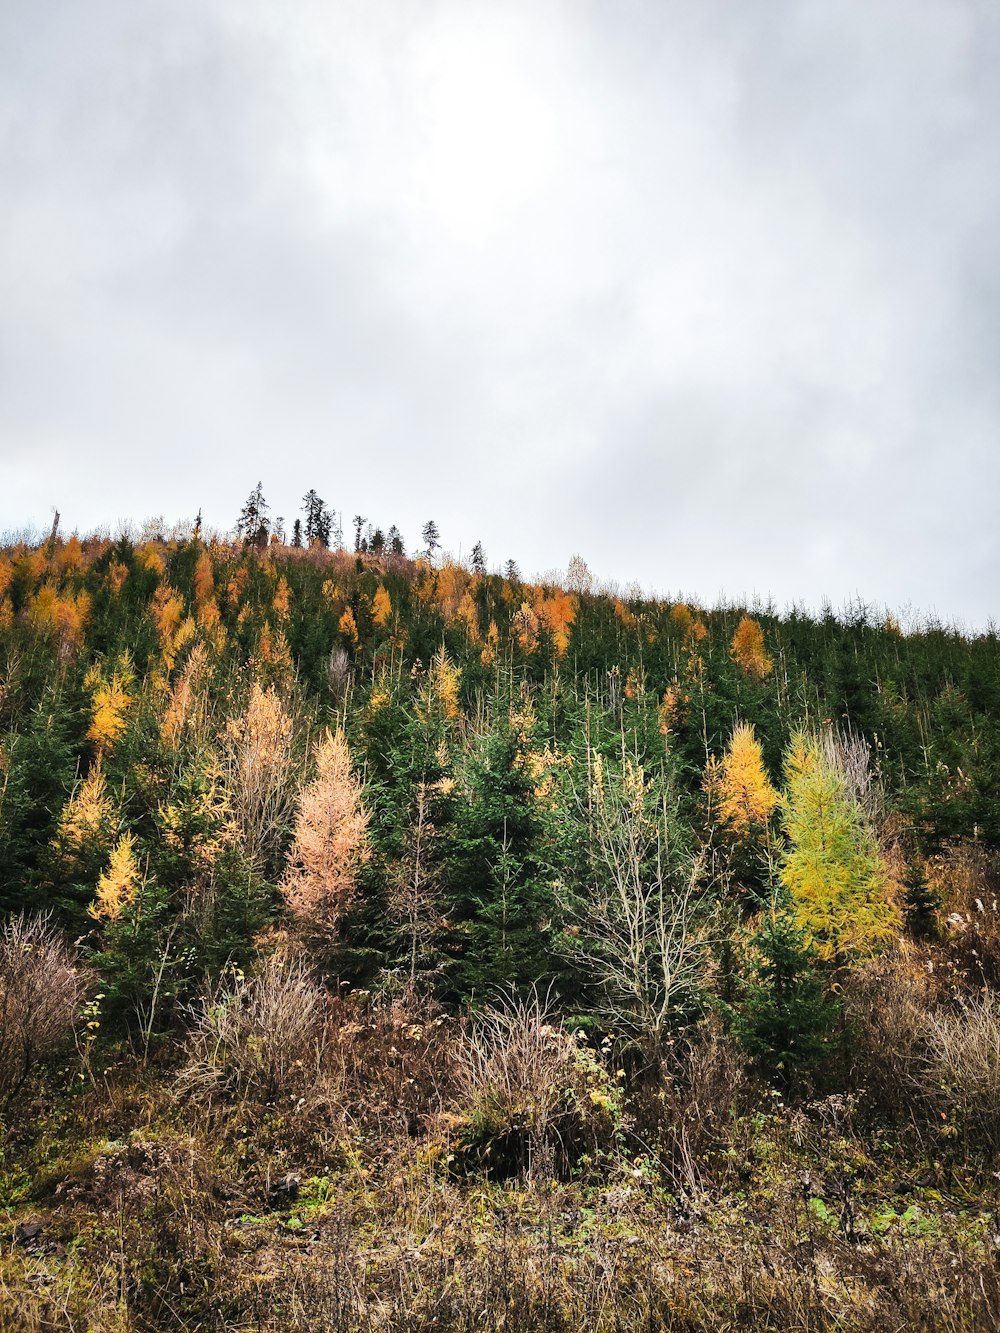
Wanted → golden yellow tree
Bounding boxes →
[86,656,134,754]
[280,730,371,934]
[90,832,141,921]
[193,550,214,608]
[160,642,213,751]
[54,763,116,852]
[372,585,393,628]
[417,645,462,725]
[338,606,359,646]
[730,615,772,679]
[712,721,780,836]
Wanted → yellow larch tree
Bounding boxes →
[160,642,213,752]
[193,550,214,609]
[418,645,462,725]
[536,590,576,657]
[90,832,141,922]
[372,585,393,628]
[280,730,371,934]
[480,620,499,667]
[55,763,116,853]
[222,682,299,874]
[713,721,780,836]
[272,576,292,619]
[780,731,902,962]
[730,615,772,680]
[338,606,359,646]
[86,656,134,755]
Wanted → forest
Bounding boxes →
[1,493,999,1330]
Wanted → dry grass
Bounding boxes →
[180,949,330,1104]
[453,990,621,1180]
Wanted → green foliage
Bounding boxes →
[729,909,837,1081]
[0,521,996,1055]
[780,732,900,962]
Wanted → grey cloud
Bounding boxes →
[0,0,997,624]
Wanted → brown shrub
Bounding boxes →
[629,1020,755,1202]
[0,913,87,1108]
[919,994,1000,1151]
[843,947,936,1118]
[930,843,1000,989]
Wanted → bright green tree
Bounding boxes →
[780,731,901,963]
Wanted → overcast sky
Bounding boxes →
[1,0,997,625]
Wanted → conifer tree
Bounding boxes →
[470,541,486,575]
[444,721,557,998]
[387,525,405,556]
[780,731,901,963]
[280,730,371,938]
[712,721,780,837]
[302,491,332,547]
[236,483,270,550]
[421,520,440,561]
[730,615,772,679]
[731,911,837,1083]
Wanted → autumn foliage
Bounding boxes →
[710,721,780,836]
[730,615,772,679]
[280,730,371,934]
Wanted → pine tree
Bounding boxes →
[236,482,270,550]
[387,525,405,556]
[421,520,440,561]
[470,541,486,575]
[291,518,303,548]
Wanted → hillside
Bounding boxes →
[1,517,999,1329]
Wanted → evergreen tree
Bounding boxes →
[236,483,269,550]
[421,520,441,561]
[731,910,837,1083]
[302,490,332,548]
[443,721,558,998]
[387,525,405,556]
[470,541,486,575]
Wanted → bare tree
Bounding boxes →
[388,781,443,987]
[574,749,711,1040]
